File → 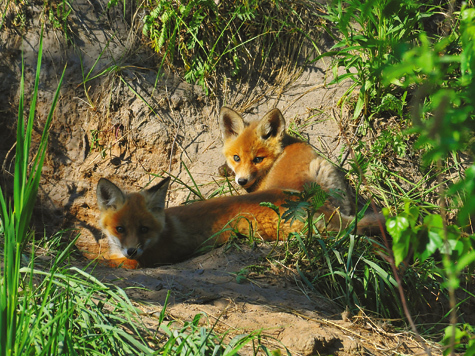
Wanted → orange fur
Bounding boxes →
[219,107,355,215]
[97,178,382,267]
[100,257,139,269]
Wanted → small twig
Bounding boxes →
[2,142,17,177]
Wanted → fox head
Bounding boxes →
[219,107,286,192]
[96,177,170,260]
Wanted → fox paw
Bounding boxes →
[103,257,139,269]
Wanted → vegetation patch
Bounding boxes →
[140,0,324,94]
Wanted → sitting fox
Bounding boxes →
[96,177,383,267]
[219,106,356,216]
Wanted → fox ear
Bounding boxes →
[145,177,171,211]
[257,108,286,140]
[97,178,126,210]
[219,107,245,139]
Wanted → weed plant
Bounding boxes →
[0,0,12,30]
[0,30,64,353]
[319,0,440,121]
[44,0,72,40]
[140,0,323,93]
[268,184,404,320]
[263,182,472,356]
[381,5,475,354]
[158,301,273,355]
[316,1,475,353]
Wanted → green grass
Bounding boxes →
[0,28,65,354]
[318,0,440,121]
[0,0,12,31]
[138,0,323,94]
[12,247,154,355]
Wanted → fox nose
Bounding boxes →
[237,178,248,186]
[126,248,138,258]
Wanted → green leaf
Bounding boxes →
[282,200,311,226]
[361,258,398,287]
[386,215,410,241]
[456,251,475,274]
[352,94,364,120]
[260,202,280,216]
[387,215,413,266]
[419,228,442,263]
[392,240,409,267]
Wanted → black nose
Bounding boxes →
[237,178,248,186]
[127,248,137,257]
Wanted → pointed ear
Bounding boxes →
[257,108,286,140]
[219,107,245,140]
[145,177,171,211]
[97,178,126,211]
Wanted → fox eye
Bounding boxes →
[116,226,125,234]
[233,155,240,162]
[139,226,149,234]
[253,157,264,164]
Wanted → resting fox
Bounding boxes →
[96,177,382,267]
[219,106,355,215]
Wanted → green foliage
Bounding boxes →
[382,3,475,269]
[384,203,474,268]
[158,290,279,355]
[1,0,72,38]
[377,4,475,350]
[140,0,321,93]
[0,29,65,355]
[7,0,28,28]
[315,234,404,318]
[283,227,410,318]
[15,256,155,355]
[142,0,244,92]
[45,0,72,40]
[89,129,106,157]
[442,323,475,356]
[281,182,332,259]
[348,125,411,182]
[319,0,437,120]
[274,183,406,317]
[282,182,328,227]
[0,0,12,31]
[449,164,475,226]
[383,13,475,163]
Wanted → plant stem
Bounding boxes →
[337,110,433,355]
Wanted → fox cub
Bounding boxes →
[97,177,382,267]
[219,106,355,215]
